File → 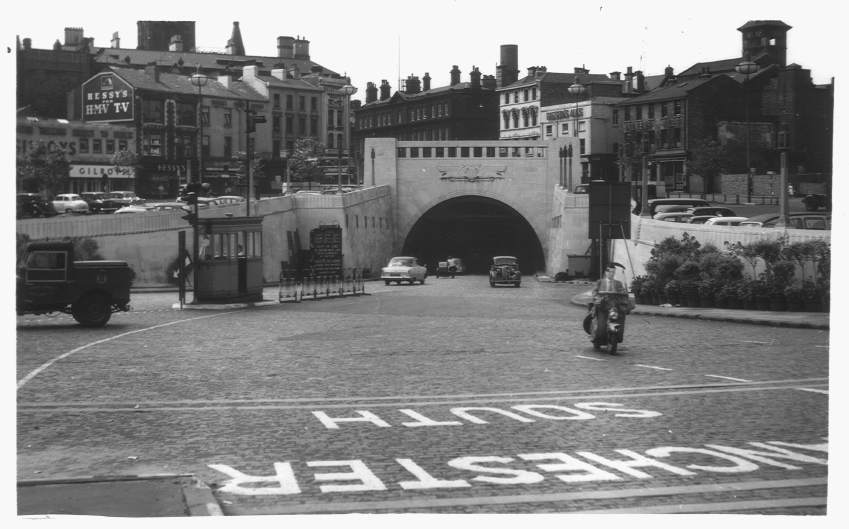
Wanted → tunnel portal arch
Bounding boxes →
[401,195,545,274]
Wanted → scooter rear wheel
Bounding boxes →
[608,332,619,354]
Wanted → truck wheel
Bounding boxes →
[72,293,112,327]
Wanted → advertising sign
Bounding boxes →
[81,72,134,123]
[70,164,135,179]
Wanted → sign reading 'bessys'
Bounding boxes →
[81,72,134,123]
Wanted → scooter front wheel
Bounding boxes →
[608,332,619,354]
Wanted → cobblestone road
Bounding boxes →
[16,276,830,514]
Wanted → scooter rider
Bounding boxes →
[583,263,631,334]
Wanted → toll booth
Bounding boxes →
[195,216,264,303]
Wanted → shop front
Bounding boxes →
[138,160,187,200]
[69,164,136,193]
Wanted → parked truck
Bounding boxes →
[17,241,132,326]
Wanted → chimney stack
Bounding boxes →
[624,66,634,94]
[64,27,83,46]
[636,70,645,92]
[470,66,481,90]
[482,74,496,90]
[145,62,159,83]
[379,79,391,101]
[23,38,32,50]
[293,36,310,60]
[111,32,120,49]
[423,72,431,91]
[496,44,519,88]
[405,74,421,94]
[228,21,245,56]
[450,65,461,86]
[366,82,378,103]
[277,36,295,58]
[271,68,286,80]
[217,73,231,89]
[527,66,537,77]
[609,71,621,81]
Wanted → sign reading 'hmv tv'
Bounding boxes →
[81,73,135,123]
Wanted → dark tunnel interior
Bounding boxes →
[401,196,545,274]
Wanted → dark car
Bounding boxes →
[740,212,831,230]
[16,193,58,219]
[801,193,830,211]
[636,198,711,217]
[685,206,737,217]
[489,256,521,287]
[80,191,123,214]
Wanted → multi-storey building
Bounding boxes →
[16,116,136,194]
[352,65,500,175]
[78,65,265,197]
[617,19,833,194]
[17,21,358,195]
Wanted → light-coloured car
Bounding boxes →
[703,216,749,226]
[212,195,246,206]
[114,204,153,214]
[653,212,693,223]
[740,213,831,230]
[146,202,190,212]
[381,256,428,285]
[107,190,144,206]
[52,194,90,214]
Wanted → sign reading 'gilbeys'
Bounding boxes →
[81,72,134,123]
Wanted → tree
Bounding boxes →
[687,139,728,185]
[16,143,70,196]
[110,149,140,192]
[287,137,326,182]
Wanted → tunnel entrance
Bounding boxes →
[402,196,545,274]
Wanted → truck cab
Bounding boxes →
[17,241,132,326]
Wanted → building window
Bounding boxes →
[142,99,164,123]
[299,95,306,111]
[473,147,483,157]
[285,115,293,134]
[612,142,619,157]
[531,87,537,100]
[422,147,432,158]
[624,107,631,121]
[286,94,293,110]
[502,111,510,129]
[409,147,419,158]
[486,146,495,157]
[176,101,194,126]
[612,109,619,125]
[530,108,538,126]
[436,147,445,157]
[310,116,317,135]
[105,139,115,154]
[647,104,654,119]
[142,134,162,156]
[561,123,569,134]
[522,108,529,127]
[327,134,334,148]
[580,139,586,154]
[499,146,508,157]
[273,94,280,107]
[447,147,457,157]
[224,110,232,128]
[201,106,209,126]
[273,116,281,133]
[673,100,682,116]
[636,106,642,120]
[92,139,102,154]
[578,121,586,133]
[224,136,232,159]
[311,97,318,111]
[78,138,89,153]
[661,102,668,118]
[202,135,209,158]
[523,88,529,101]
[460,146,470,157]
[298,116,306,134]
[504,92,509,104]
[545,124,553,136]
[513,92,518,103]
[118,139,127,151]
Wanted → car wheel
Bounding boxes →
[72,292,112,327]
[515,283,521,288]
[385,280,390,286]
[420,277,426,285]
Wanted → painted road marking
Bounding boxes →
[17,312,238,390]
[18,378,829,413]
[574,496,826,514]
[575,355,606,361]
[216,476,827,514]
[634,364,673,371]
[796,388,829,395]
[704,375,751,382]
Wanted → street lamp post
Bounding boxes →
[336,84,357,193]
[735,60,759,203]
[567,80,586,184]
[189,66,208,303]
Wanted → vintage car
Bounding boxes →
[381,256,428,285]
[17,193,58,219]
[489,255,521,287]
[52,193,90,214]
[435,257,465,278]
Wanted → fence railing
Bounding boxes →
[278,268,366,303]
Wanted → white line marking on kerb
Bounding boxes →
[635,364,673,371]
[704,375,751,382]
[17,312,237,390]
[796,388,829,395]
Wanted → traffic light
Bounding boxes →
[181,211,197,224]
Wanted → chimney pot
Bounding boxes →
[450,65,461,86]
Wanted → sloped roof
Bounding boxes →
[503,71,612,90]
[678,57,744,78]
[256,73,324,92]
[360,82,493,109]
[106,66,264,101]
[616,75,730,104]
[92,46,339,78]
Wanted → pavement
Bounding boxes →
[19,277,827,518]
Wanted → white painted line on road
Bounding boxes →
[573,497,826,514]
[634,364,673,371]
[796,388,829,395]
[224,476,827,515]
[17,312,239,391]
[18,381,832,413]
[575,355,606,361]
[704,375,751,382]
[741,340,772,345]
[815,345,829,349]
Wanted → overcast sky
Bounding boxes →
[7,0,839,97]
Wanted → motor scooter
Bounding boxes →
[583,292,629,354]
